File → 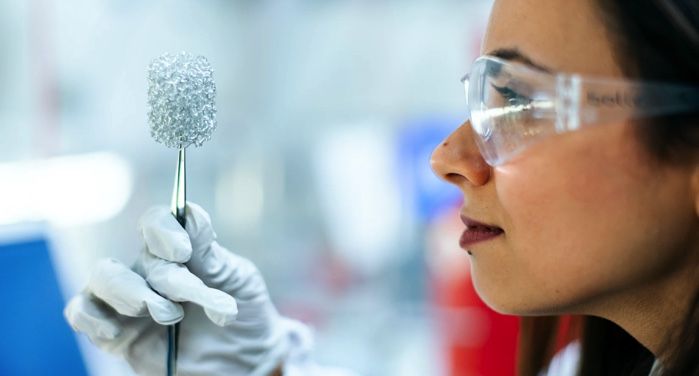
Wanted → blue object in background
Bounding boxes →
[397,115,463,222]
[0,228,87,376]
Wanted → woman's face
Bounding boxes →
[431,0,699,316]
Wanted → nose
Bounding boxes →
[430,120,491,188]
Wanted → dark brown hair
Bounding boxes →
[589,1,699,374]
[597,0,699,163]
[518,1,699,375]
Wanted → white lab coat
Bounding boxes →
[540,341,663,376]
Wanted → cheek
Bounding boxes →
[499,152,620,245]
[488,155,616,311]
[498,133,631,260]
[477,127,670,313]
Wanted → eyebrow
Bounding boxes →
[486,48,553,72]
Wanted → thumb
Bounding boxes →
[183,201,217,253]
[182,202,229,288]
[183,203,268,299]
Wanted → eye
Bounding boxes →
[491,84,532,106]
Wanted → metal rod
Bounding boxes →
[171,147,187,226]
[167,147,186,376]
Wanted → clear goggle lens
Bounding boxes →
[463,55,699,166]
[466,57,556,166]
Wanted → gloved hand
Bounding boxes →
[64,202,301,376]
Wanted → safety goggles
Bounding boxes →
[462,55,699,166]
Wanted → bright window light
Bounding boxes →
[0,152,133,226]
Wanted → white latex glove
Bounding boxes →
[64,202,299,376]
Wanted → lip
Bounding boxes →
[459,215,504,250]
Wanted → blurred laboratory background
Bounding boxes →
[0,1,524,375]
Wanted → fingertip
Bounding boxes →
[184,202,216,237]
[185,201,208,220]
[65,294,121,340]
[145,299,184,325]
[201,291,238,326]
[210,313,238,327]
[141,207,193,263]
[205,309,238,327]
[90,257,169,319]
[63,295,82,329]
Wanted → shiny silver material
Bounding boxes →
[171,148,187,227]
[148,52,217,375]
[166,147,186,376]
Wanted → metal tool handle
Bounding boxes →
[168,147,186,376]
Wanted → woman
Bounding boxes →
[431,0,699,375]
[65,0,699,375]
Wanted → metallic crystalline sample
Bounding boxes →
[147,52,217,148]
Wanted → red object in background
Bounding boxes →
[431,267,519,376]
[426,206,519,376]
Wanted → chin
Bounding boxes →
[474,285,568,316]
[472,285,522,315]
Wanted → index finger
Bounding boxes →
[137,252,239,327]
